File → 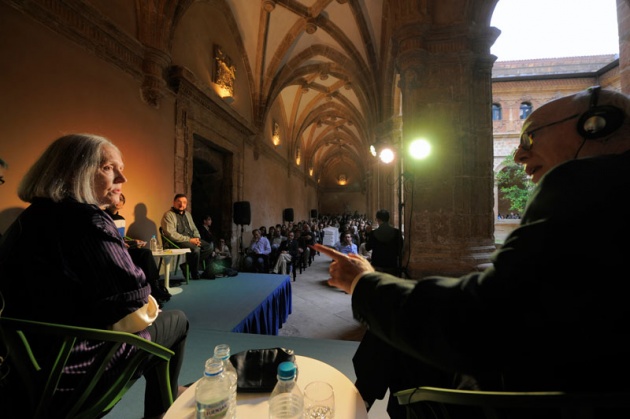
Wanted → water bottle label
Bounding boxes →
[196,399,229,418]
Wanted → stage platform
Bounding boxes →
[166,272,292,335]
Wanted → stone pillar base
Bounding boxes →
[406,243,496,278]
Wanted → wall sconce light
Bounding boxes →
[337,174,347,186]
[272,122,280,147]
[214,45,236,103]
[309,167,314,177]
[295,146,301,166]
[219,88,234,103]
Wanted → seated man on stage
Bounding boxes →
[161,194,215,279]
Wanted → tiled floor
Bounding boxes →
[277,252,367,341]
[277,252,391,419]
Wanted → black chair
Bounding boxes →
[288,254,300,281]
[394,386,630,419]
[241,248,270,273]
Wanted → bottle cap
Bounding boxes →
[204,359,224,376]
[277,361,297,379]
[214,344,230,360]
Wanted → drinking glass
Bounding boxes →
[304,381,334,419]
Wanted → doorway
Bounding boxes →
[191,134,234,243]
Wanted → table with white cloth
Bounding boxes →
[152,248,190,295]
[164,355,368,418]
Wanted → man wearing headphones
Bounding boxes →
[514,86,627,182]
[313,87,630,411]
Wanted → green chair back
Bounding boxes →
[0,316,174,419]
[394,386,630,419]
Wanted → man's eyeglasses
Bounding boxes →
[520,113,580,151]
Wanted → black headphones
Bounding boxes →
[576,85,625,140]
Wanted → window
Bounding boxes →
[492,103,502,121]
[520,102,532,119]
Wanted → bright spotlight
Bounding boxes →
[409,138,431,160]
[379,148,395,164]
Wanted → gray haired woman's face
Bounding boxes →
[94,144,126,208]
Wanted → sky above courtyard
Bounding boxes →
[490,0,619,61]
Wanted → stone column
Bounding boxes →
[395,24,500,278]
[618,0,630,94]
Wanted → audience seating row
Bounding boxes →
[239,243,317,281]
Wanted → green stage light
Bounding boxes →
[409,138,431,160]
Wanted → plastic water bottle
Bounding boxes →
[268,361,303,419]
[214,344,237,419]
[150,235,157,252]
[196,359,231,419]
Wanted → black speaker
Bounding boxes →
[577,86,625,140]
[310,209,318,219]
[283,208,294,222]
[233,201,251,225]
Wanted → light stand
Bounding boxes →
[398,157,404,278]
[397,156,413,279]
[238,224,244,255]
[374,137,428,279]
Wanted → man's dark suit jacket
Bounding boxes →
[352,150,630,393]
[366,221,402,273]
[279,238,299,259]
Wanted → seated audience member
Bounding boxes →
[335,231,358,255]
[280,224,289,239]
[208,237,238,278]
[350,224,360,246]
[358,238,372,261]
[272,230,299,276]
[0,134,189,418]
[244,229,271,273]
[299,224,317,267]
[105,194,171,305]
[269,227,283,267]
[214,237,232,269]
[161,194,215,279]
[271,228,285,248]
[314,87,630,418]
[197,214,217,251]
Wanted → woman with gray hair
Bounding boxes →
[0,133,188,418]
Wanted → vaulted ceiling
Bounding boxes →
[225,0,390,190]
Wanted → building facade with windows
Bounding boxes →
[491,54,620,217]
